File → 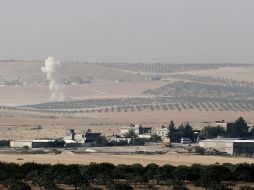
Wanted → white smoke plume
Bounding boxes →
[41,57,65,101]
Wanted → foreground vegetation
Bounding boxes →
[1,162,254,190]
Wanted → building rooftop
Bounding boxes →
[121,125,152,129]
[157,128,168,131]
[234,140,254,143]
[11,139,56,143]
[64,139,78,143]
[200,138,254,143]
[32,139,55,142]
[214,120,226,123]
[11,139,33,142]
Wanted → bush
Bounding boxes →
[195,146,205,155]
[207,183,232,190]
[149,134,162,143]
[8,181,31,190]
[22,146,30,150]
[109,183,133,190]
[167,179,189,190]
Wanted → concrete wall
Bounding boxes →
[211,122,227,128]
[199,141,234,155]
[200,140,254,156]
[11,140,58,148]
[74,133,85,143]
[10,140,33,148]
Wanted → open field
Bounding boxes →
[179,66,254,82]
[0,81,166,106]
[0,108,254,140]
[0,149,254,166]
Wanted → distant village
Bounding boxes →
[3,117,254,157]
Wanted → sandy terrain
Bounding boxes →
[0,108,253,140]
[0,151,253,166]
[1,65,254,106]
[179,66,254,82]
[0,81,167,106]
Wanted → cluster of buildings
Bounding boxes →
[10,124,169,149]
[10,129,101,149]
[119,124,168,140]
[210,120,254,131]
[9,120,254,157]
[199,120,254,156]
[109,124,169,143]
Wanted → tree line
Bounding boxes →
[168,117,254,143]
[199,117,254,140]
[1,162,254,190]
[107,117,253,145]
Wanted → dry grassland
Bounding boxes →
[0,151,254,166]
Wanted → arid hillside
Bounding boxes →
[1,61,254,140]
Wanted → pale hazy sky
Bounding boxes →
[0,0,254,63]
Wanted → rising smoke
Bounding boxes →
[41,57,65,101]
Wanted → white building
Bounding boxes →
[10,139,56,148]
[156,126,169,139]
[10,140,33,148]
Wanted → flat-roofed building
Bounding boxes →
[199,138,254,156]
[156,127,168,137]
[156,126,169,141]
[10,139,56,148]
[10,140,33,148]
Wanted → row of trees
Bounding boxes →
[100,116,253,146]
[168,117,254,142]
[199,117,254,140]
[73,116,254,148]
[1,162,254,190]
[167,121,197,143]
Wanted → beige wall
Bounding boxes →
[199,141,234,155]
[10,140,32,148]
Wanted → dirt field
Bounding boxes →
[0,81,167,106]
[179,66,254,82]
[0,108,254,140]
[0,150,253,166]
